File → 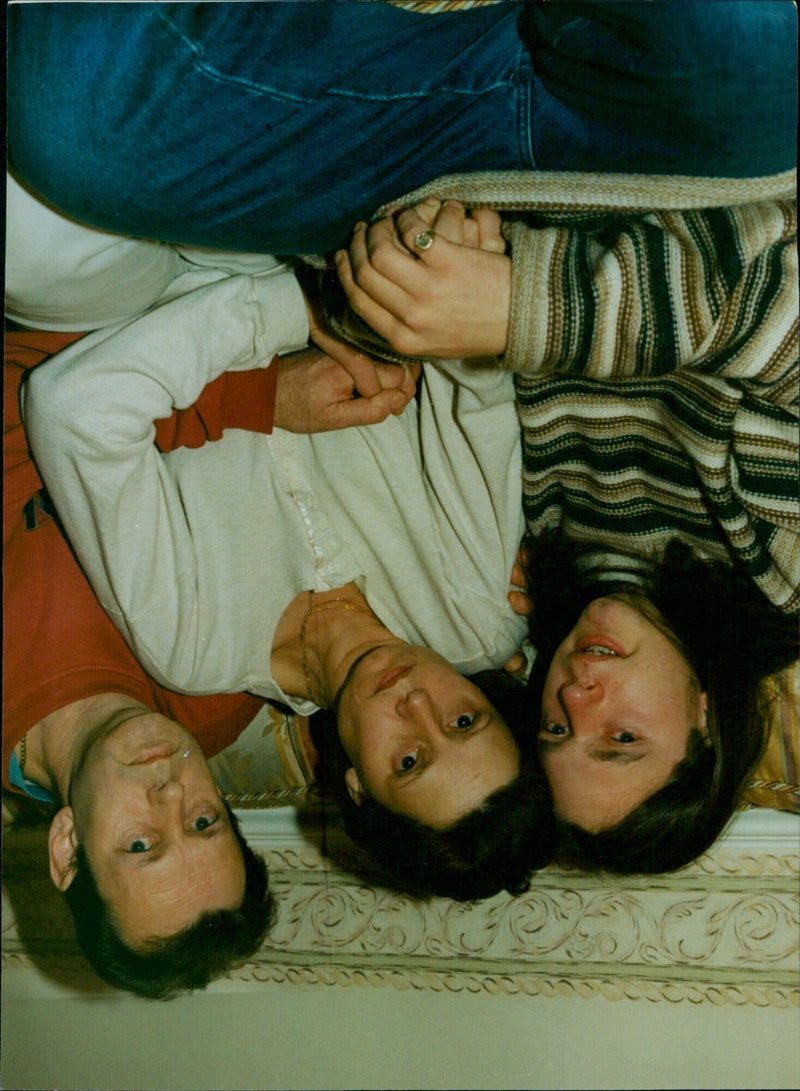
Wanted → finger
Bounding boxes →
[352,216,408,258]
[509,562,528,590]
[408,197,442,229]
[398,362,418,399]
[348,223,423,301]
[393,206,456,260]
[310,324,384,398]
[373,362,417,399]
[330,388,410,429]
[336,249,410,340]
[429,200,468,245]
[471,209,506,253]
[397,198,464,247]
[503,652,527,677]
[507,589,533,617]
[462,217,480,249]
[372,363,405,389]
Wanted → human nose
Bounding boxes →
[558,677,605,723]
[395,688,438,733]
[146,773,184,805]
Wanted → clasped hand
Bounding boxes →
[336,198,512,359]
[274,301,418,433]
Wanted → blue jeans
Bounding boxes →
[8,1,796,255]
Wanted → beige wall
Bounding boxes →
[4,806,798,1090]
[3,974,799,1091]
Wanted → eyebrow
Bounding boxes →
[538,738,562,754]
[591,750,647,764]
[538,738,648,764]
[395,763,429,791]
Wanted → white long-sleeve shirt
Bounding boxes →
[22,267,526,712]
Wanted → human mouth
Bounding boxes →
[575,634,625,657]
[374,665,412,694]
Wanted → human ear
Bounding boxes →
[698,692,709,735]
[48,807,79,891]
[344,767,366,807]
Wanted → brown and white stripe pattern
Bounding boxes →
[509,194,798,614]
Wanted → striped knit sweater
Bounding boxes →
[322,169,799,616]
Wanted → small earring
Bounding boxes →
[183,750,191,758]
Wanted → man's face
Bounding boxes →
[539,597,707,832]
[336,643,520,829]
[65,711,245,948]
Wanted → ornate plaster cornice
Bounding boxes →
[3,807,798,1005]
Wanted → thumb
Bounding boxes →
[330,389,409,430]
[312,327,383,398]
[374,362,418,399]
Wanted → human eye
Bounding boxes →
[450,712,478,731]
[539,722,569,738]
[396,748,421,776]
[191,812,219,832]
[127,836,156,854]
[611,730,638,744]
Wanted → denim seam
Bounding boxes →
[156,8,519,105]
[323,81,521,104]
[155,9,312,103]
[515,37,536,170]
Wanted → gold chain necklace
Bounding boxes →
[19,733,28,778]
[299,591,372,708]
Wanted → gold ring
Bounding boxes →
[413,230,435,252]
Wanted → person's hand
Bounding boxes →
[504,546,531,678]
[303,289,401,400]
[507,549,532,618]
[273,345,417,433]
[335,199,512,359]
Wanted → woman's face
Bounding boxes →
[539,597,707,832]
[336,643,520,829]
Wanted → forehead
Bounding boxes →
[546,749,681,830]
[96,830,246,946]
[389,715,519,828]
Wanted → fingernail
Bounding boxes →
[391,393,406,413]
[422,197,441,208]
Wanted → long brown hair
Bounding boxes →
[525,532,798,873]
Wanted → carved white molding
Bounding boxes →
[3,807,798,1005]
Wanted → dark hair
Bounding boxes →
[311,670,556,901]
[525,532,798,873]
[63,804,276,999]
